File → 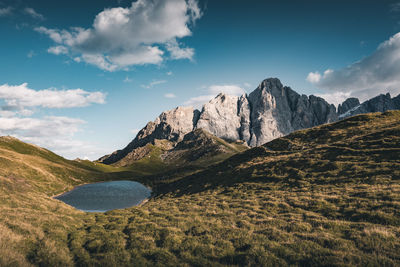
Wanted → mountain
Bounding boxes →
[99,78,338,165]
[338,93,400,118]
[99,77,400,167]
[109,128,248,169]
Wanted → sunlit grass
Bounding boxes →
[0,111,399,266]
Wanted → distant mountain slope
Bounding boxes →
[338,93,400,118]
[109,128,248,169]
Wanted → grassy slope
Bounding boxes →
[1,111,400,266]
[117,129,248,178]
[0,137,138,266]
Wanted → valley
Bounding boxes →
[1,110,399,266]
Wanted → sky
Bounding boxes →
[0,0,400,159]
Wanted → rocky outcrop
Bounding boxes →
[163,128,246,164]
[100,106,196,164]
[339,93,400,119]
[195,94,242,141]
[247,78,337,146]
[338,98,360,115]
[99,77,400,166]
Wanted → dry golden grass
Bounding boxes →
[0,111,400,266]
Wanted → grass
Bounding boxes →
[0,111,399,266]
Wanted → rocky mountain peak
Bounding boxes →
[196,93,241,141]
[338,97,360,115]
[98,77,400,166]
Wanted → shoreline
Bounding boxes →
[51,179,153,212]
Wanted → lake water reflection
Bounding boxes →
[55,180,151,212]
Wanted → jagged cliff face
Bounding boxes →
[246,78,337,146]
[338,93,400,119]
[195,94,243,141]
[99,78,400,165]
[193,78,337,147]
[100,106,197,165]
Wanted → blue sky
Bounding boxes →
[0,0,399,159]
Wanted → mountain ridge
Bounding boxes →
[100,77,400,165]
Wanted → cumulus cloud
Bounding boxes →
[166,39,194,60]
[164,93,176,98]
[0,116,84,138]
[24,7,44,20]
[35,0,202,71]
[208,85,245,96]
[0,83,106,109]
[0,83,108,159]
[307,32,400,103]
[0,7,13,17]
[0,116,107,159]
[314,91,352,106]
[184,84,245,108]
[47,45,68,55]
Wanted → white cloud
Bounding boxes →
[0,82,108,160]
[0,7,13,17]
[183,95,215,107]
[306,72,321,84]
[24,7,44,20]
[166,71,173,76]
[81,54,118,72]
[141,80,167,89]
[166,39,194,60]
[35,0,202,71]
[0,83,106,109]
[0,84,108,159]
[0,116,83,137]
[208,85,245,96]
[184,84,245,108]
[243,82,251,88]
[307,32,400,102]
[0,116,107,159]
[164,93,176,98]
[315,91,352,106]
[47,46,68,55]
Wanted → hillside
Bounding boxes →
[1,111,400,266]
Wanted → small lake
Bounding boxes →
[55,180,151,212]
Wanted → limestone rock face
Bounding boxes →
[247,78,293,146]
[338,98,360,115]
[339,93,400,119]
[100,106,196,164]
[246,78,338,146]
[238,94,252,143]
[195,94,241,141]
